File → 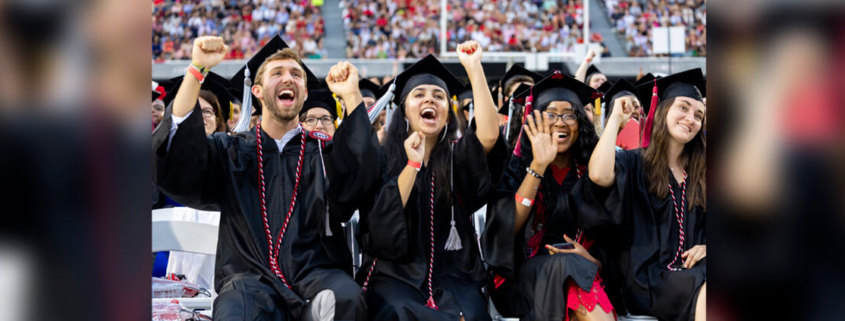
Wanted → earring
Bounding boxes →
[439,123,448,143]
[405,118,409,132]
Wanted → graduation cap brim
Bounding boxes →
[500,83,532,115]
[500,65,542,94]
[514,71,600,112]
[229,35,321,110]
[359,78,383,99]
[636,68,705,115]
[163,72,234,121]
[601,79,640,121]
[390,54,465,106]
[299,89,338,119]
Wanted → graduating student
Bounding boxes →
[499,65,543,148]
[575,68,706,321]
[484,71,615,321]
[152,36,379,320]
[299,89,339,136]
[601,79,644,151]
[353,42,507,320]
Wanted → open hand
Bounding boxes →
[524,110,557,170]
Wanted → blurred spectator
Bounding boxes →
[341,0,441,59]
[152,0,326,61]
[606,0,706,57]
[445,0,602,55]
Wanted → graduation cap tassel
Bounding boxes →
[513,90,532,157]
[444,144,462,251]
[368,79,396,125]
[505,96,514,140]
[641,79,658,148]
[233,67,253,133]
[384,102,393,130]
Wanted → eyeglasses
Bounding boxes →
[201,108,215,119]
[544,112,577,125]
[303,116,334,127]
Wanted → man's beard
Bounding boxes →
[262,85,305,122]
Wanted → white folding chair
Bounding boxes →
[151,209,219,312]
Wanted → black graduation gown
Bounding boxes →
[571,149,706,321]
[355,125,508,321]
[152,101,380,320]
[483,157,605,320]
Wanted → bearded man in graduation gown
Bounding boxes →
[152,36,380,320]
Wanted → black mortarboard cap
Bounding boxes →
[597,81,612,95]
[500,65,542,96]
[499,83,531,115]
[229,35,321,111]
[513,70,600,112]
[299,89,338,119]
[635,68,705,108]
[359,78,382,99]
[389,54,465,107]
[634,73,656,86]
[458,84,473,109]
[585,65,604,83]
[601,78,640,122]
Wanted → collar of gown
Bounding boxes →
[274,126,302,152]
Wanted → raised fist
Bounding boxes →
[192,36,229,70]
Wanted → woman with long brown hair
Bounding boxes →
[575,68,706,321]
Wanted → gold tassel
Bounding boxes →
[594,97,601,116]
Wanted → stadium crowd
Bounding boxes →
[152,0,327,62]
[605,0,706,57]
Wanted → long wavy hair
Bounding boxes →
[515,100,599,218]
[642,98,706,211]
[383,97,459,204]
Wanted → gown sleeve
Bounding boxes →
[325,103,383,221]
[152,101,225,211]
[453,122,509,214]
[480,156,522,279]
[570,149,641,230]
[363,176,411,261]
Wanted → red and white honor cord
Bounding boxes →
[362,175,439,311]
[666,171,688,271]
[257,121,307,288]
[425,175,438,310]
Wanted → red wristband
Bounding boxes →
[187,65,206,83]
[586,58,592,63]
[515,194,534,207]
[407,160,421,171]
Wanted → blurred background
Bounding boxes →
[1,0,845,320]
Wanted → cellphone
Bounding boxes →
[551,243,575,250]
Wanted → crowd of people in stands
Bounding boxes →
[340,0,441,59]
[605,0,706,57]
[152,0,327,62]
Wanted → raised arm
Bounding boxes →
[173,37,229,117]
[514,111,557,234]
[589,96,634,187]
[574,49,596,83]
[457,41,498,154]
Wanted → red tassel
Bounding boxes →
[513,91,533,156]
[426,296,439,310]
[641,79,658,148]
